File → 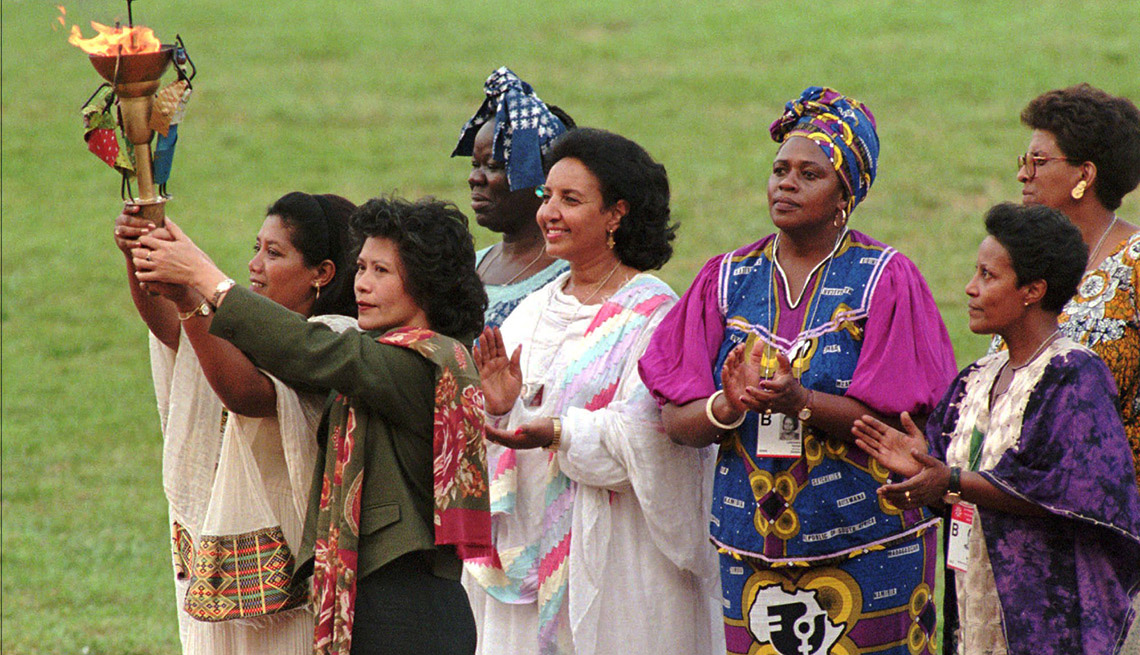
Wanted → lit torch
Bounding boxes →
[71,19,175,224]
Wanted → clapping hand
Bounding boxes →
[852,412,928,478]
[854,412,948,509]
[485,418,555,450]
[875,452,950,510]
[720,342,762,419]
[725,345,809,416]
[473,326,522,416]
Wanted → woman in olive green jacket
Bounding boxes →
[134,195,492,655]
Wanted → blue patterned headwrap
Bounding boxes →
[769,86,879,212]
[452,67,568,191]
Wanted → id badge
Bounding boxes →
[946,502,975,572]
[755,412,802,458]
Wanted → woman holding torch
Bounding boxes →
[114,192,358,654]
[131,195,492,655]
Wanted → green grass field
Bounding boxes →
[4,1,1140,652]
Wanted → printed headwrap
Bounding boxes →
[769,86,879,212]
[452,66,567,191]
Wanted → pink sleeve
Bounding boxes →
[845,253,958,416]
[638,255,726,407]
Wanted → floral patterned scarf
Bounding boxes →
[311,327,492,655]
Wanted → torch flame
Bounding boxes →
[68,21,161,56]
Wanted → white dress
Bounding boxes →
[463,273,724,655]
[149,315,356,655]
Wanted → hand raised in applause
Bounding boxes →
[852,412,929,478]
[473,326,522,416]
[736,348,810,416]
[720,342,763,419]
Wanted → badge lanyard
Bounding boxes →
[753,230,846,459]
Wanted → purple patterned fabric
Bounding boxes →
[928,349,1140,655]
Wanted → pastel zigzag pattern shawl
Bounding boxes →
[469,275,674,655]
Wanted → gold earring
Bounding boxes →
[1071,180,1087,200]
[833,209,848,228]
[313,283,321,302]
[607,229,615,250]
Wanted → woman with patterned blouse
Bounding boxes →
[1016,84,1140,488]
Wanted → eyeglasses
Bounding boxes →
[1017,153,1075,179]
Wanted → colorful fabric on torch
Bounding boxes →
[153,124,178,187]
[769,86,879,212]
[451,66,567,191]
[311,327,491,655]
[82,88,133,176]
[149,79,192,137]
[149,81,192,188]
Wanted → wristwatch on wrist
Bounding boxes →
[209,277,236,309]
[942,466,962,505]
[797,389,814,422]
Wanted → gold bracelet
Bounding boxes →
[546,417,562,451]
[177,300,211,321]
[706,390,746,431]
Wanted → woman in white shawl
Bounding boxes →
[466,128,723,655]
[113,192,358,655]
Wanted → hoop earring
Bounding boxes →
[1071,180,1087,200]
[833,209,848,229]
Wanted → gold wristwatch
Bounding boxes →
[797,389,814,422]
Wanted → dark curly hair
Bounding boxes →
[984,202,1087,314]
[267,191,358,318]
[1021,84,1140,211]
[544,127,676,271]
[350,195,487,339]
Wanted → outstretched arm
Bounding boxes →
[113,205,181,350]
[132,218,278,417]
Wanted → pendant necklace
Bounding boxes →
[480,243,548,286]
[990,329,1060,407]
[575,261,623,305]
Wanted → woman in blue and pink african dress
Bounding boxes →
[639,87,958,655]
[855,203,1140,655]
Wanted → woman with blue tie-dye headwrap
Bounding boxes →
[452,67,573,330]
[640,87,958,655]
